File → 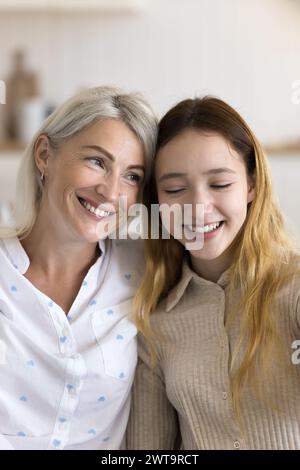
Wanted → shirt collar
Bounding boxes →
[2,236,107,275]
[165,257,231,312]
[2,236,30,274]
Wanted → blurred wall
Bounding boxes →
[0,0,300,142]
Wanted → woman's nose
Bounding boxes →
[191,189,214,213]
[96,172,121,203]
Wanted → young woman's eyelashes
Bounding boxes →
[162,182,233,194]
[164,188,185,194]
[210,183,232,189]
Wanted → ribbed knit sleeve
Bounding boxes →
[296,286,300,329]
[126,333,179,450]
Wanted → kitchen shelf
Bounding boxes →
[0,141,26,152]
[263,142,300,155]
[0,0,143,13]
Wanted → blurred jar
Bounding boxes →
[16,97,45,144]
[6,49,44,143]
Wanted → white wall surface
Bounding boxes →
[0,0,300,142]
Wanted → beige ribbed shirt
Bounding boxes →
[127,258,300,450]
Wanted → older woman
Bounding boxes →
[0,86,157,450]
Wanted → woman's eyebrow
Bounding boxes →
[158,167,236,183]
[80,145,115,162]
[203,167,237,175]
[127,165,145,173]
[80,146,144,174]
[158,172,186,183]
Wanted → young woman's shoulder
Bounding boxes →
[287,250,300,287]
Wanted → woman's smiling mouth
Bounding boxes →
[182,220,225,242]
[77,196,116,220]
[184,221,224,234]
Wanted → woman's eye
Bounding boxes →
[211,183,232,189]
[127,174,142,184]
[87,157,105,169]
[164,188,184,194]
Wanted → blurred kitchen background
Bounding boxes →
[0,0,299,237]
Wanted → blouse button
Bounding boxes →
[58,421,67,431]
[234,440,241,449]
[222,392,228,400]
[67,384,77,395]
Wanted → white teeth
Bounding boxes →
[95,208,110,217]
[186,221,222,234]
[80,198,112,218]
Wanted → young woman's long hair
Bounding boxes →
[133,96,299,416]
[0,86,157,240]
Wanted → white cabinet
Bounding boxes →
[0,152,22,224]
[0,0,143,12]
[0,152,22,202]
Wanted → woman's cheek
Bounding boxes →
[223,191,249,222]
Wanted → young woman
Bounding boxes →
[127,97,300,450]
[0,86,157,450]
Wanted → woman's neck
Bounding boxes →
[20,216,100,280]
[190,251,232,283]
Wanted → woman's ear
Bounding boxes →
[34,134,51,176]
[247,174,256,203]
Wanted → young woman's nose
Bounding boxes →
[191,188,214,214]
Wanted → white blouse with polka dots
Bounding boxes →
[0,236,143,450]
